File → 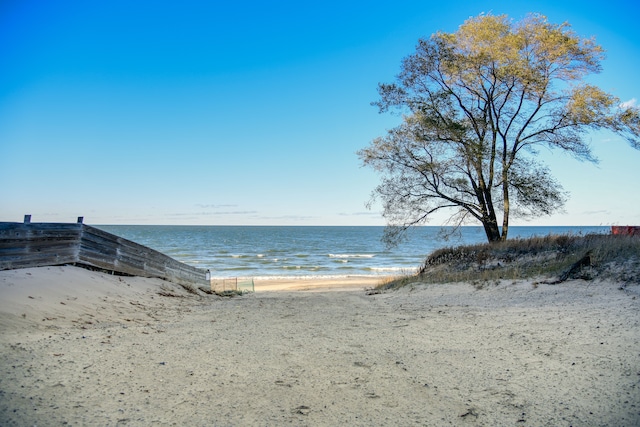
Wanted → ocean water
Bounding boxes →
[95,225,609,279]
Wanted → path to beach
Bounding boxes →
[1,266,639,426]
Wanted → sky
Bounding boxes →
[1,0,639,226]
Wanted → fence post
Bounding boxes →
[77,216,84,224]
[24,215,31,224]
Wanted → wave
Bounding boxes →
[216,266,261,271]
[328,253,375,259]
[367,266,419,273]
[226,253,299,260]
[280,265,329,271]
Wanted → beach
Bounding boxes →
[1,266,639,426]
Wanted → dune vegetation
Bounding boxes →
[378,233,640,290]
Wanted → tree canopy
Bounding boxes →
[359,13,640,244]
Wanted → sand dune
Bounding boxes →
[1,266,639,425]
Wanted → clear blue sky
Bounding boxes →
[1,0,639,226]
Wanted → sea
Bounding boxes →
[95,225,609,280]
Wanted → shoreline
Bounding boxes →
[253,275,386,292]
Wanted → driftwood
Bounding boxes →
[545,251,592,285]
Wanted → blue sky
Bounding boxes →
[1,0,639,226]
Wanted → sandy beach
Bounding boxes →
[1,266,639,426]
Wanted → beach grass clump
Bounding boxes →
[383,233,640,289]
[375,275,418,291]
[158,284,185,297]
[177,282,200,295]
[198,286,216,295]
[214,289,246,297]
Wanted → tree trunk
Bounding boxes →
[482,213,502,242]
[475,183,502,243]
[479,184,502,242]
[501,170,510,241]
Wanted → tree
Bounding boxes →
[358,13,640,245]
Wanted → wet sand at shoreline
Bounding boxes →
[254,276,384,292]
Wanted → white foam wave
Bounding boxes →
[368,266,418,273]
[328,253,375,259]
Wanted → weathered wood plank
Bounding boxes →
[0,222,208,286]
[0,252,77,270]
[0,223,81,269]
[80,225,207,286]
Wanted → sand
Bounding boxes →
[1,266,639,426]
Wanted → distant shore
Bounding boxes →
[1,265,639,425]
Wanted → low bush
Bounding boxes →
[378,233,640,290]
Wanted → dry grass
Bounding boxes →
[177,282,200,295]
[214,290,245,297]
[378,233,640,290]
[157,284,185,297]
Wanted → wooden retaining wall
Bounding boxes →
[0,221,208,287]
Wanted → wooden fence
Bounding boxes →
[0,219,209,287]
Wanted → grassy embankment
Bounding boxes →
[378,233,640,290]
